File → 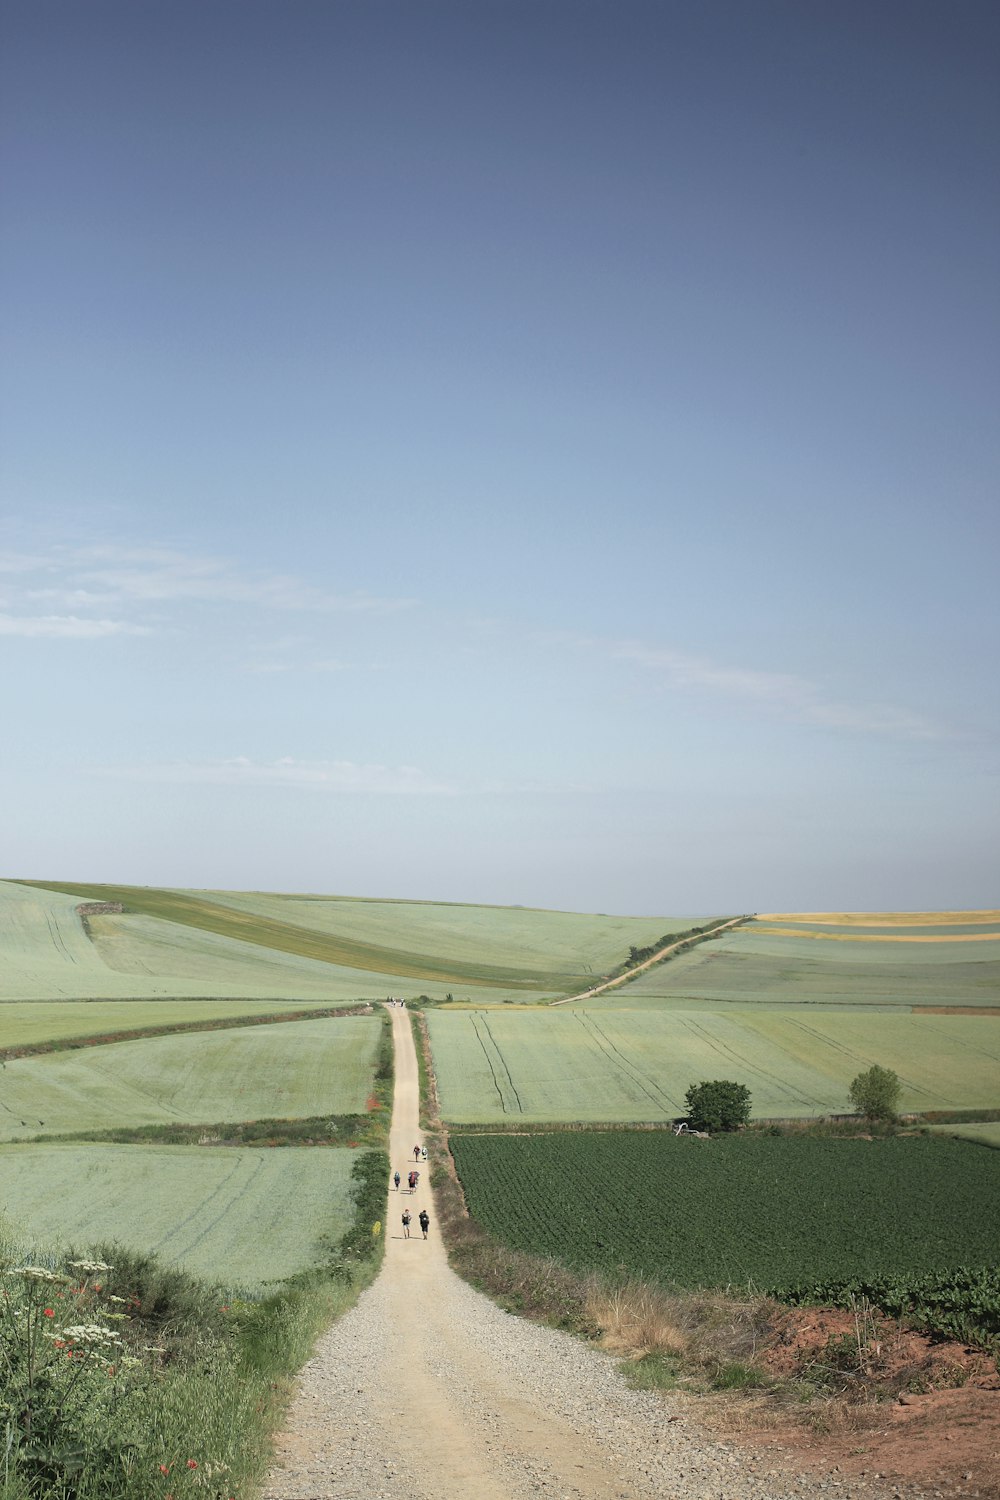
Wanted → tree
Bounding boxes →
[684,1080,751,1132]
[848,1064,901,1123]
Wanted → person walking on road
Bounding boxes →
[413,1144,421,1161]
[401,1209,411,1238]
[393,1171,401,1191]
[418,1208,430,1239]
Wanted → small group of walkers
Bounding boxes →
[401,1206,430,1239]
[386,997,406,1008]
[392,1168,421,1192]
[392,1146,431,1239]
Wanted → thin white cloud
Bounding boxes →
[0,613,147,639]
[604,638,950,742]
[104,756,463,796]
[0,542,416,641]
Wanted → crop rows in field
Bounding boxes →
[0,1015,382,1140]
[450,1132,1000,1294]
[0,1142,361,1287]
[427,1007,1000,1121]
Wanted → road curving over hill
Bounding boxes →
[262,1004,917,1500]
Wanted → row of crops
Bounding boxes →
[450,1131,1000,1344]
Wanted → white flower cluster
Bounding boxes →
[67,1260,113,1273]
[59,1324,123,1346]
[8,1266,69,1283]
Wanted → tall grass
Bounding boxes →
[0,1148,387,1500]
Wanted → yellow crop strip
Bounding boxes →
[757,910,1000,926]
[749,926,1000,943]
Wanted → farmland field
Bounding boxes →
[0,1141,360,1287]
[0,879,409,1002]
[929,1122,1000,1149]
[0,999,345,1051]
[451,1131,1000,1291]
[597,917,1000,1009]
[427,1007,1000,1121]
[0,1015,381,1139]
[20,879,708,998]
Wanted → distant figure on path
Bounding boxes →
[413,1144,421,1161]
[421,1145,427,1161]
[402,1209,412,1238]
[393,1171,401,1191]
[408,1170,416,1191]
[418,1209,430,1239]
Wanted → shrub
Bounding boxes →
[848,1064,901,1123]
[684,1080,751,1132]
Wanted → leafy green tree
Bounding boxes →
[684,1080,752,1132]
[848,1064,901,1123]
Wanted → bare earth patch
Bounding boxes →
[723,1307,1000,1499]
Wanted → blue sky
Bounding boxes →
[1,0,997,914]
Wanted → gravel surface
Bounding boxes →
[264,1260,931,1500]
[263,1005,932,1500]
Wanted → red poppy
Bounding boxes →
[43,1308,54,1317]
[186,1460,198,1469]
[159,1465,171,1475]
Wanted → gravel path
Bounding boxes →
[263,1007,929,1500]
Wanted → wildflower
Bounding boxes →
[67,1259,112,1273]
[186,1459,198,1469]
[159,1464,171,1475]
[61,1323,123,1345]
[43,1307,54,1317]
[9,1266,67,1283]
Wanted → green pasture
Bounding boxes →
[0,1141,360,1287]
[0,999,346,1051]
[451,1131,1000,1291]
[22,879,707,995]
[928,1121,1000,1149]
[600,925,1000,1008]
[427,1007,1000,1122]
[201,889,707,986]
[0,1015,381,1140]
[0,880,550,1004]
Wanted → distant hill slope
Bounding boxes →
[9,879,709,1000]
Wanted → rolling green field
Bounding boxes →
[0,1141,360,1287]
[0,879,393,1002]
[8,879,696,1003]
[0,1015,381,1139]
[428,1007,1000,1121]
[599,918,1000,1009]
[0,999,345,1051]
[451,1131,1000,1293]
[929,1121,1000,1149]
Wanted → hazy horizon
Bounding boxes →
[2,1,997,915]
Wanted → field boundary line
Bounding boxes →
[550,916,748,1005]
[0,1003,374,1063]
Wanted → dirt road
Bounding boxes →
[262,1006,907,1500]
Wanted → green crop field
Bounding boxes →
[0,999,346,1051]
[20,879,709,998]
[0,1141,360,1287]
[451,1131,1000,1292]
[598,919,1000,1009]
[929,1122,1000,1149]
[0,1015,381,1140]
[0,879,397,1002]
[427,1007,1000,1121]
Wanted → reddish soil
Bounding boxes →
[741,1308,1000,1498]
